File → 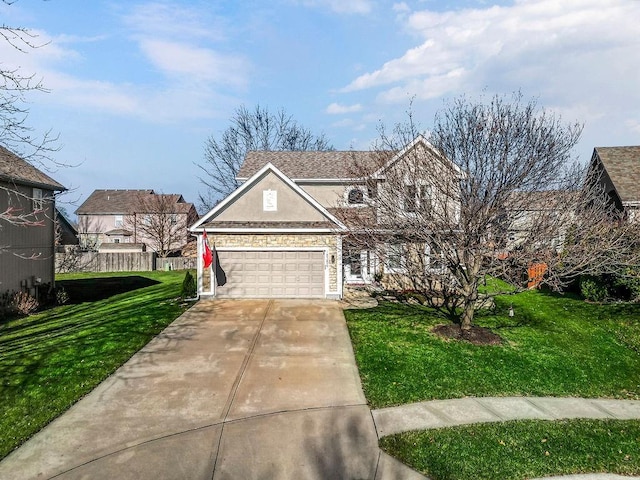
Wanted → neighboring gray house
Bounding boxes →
[0,146,66,295]
[587,146,640,221]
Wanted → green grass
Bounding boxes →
[0,271,194,459]
[345,290,640,408]
[381,419,640,480]
[347,289,640,479]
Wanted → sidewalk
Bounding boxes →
[372,396,640,480]
[372,396,640,437]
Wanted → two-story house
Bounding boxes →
[0,146,66,295]
[191,135,461,299]
[586,146,640,221]
[76,189,199,256]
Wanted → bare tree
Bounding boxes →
[196,104,333,210]
[1,0,62,229]
[126,192,194,258]
[343,92,639,330]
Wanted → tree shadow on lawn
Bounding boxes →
[57,276,160,304]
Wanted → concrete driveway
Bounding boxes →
[0,299,422,479]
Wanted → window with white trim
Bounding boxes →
[404,184,432,213]
[32,188,44,211]
[404,185,417,212]
[347,188,364,205]
[114,215,123,227]
[385,243,405,273]
[426,244,446,274]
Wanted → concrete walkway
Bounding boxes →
[0,299,419,480]
[373,397,640,480]
[2,299,639,480]
[373,396,640,437]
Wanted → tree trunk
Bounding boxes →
[460,288,478,330]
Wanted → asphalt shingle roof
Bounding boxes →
[76,190,197,215]
[596,146,640,203]
[76,190,154,214]
[0,145,66,190]
[237,150,385,180]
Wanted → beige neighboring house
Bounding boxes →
[587,146,640,221]
[191,135,460,299]
[76,189,199,255]
[0,146,66,294]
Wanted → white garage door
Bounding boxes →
[215,250,325,298]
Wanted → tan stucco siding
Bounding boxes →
[209,233,340,293]
[299,184,348,208]
[214,172,327,223]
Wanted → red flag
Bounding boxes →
[202,231,213,269]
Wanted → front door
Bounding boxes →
[344,249,367,283]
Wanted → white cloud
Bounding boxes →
[122,2,226,41]
[139,39,248,88]
[292,0,373,15]
[326,102,363,114]
[343,0,640,118]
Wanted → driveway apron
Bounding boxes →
[0,299,388,480]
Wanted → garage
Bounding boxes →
[214,250,325,298]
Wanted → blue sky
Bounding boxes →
[2,0,640,215]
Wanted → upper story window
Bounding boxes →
[32,188,44,211]
[114,215,123,227]
[404,184,432,213]
[347,188,364,205]
[404,185,417,212]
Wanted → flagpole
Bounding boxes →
[212,242,217,296]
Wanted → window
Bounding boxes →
[114,215,123,227]
[426,244,446,274]
[420,185,432,211]
[32,188,44,211]
[385,243,405,273]
[347,188,364,205]
[404,185,417,212]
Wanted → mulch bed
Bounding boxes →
[431,323,504,346]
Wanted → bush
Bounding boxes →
[181,271,197,299]
[579,275,610,302]
[579,270,640,303]
[613,268,640,301]
[55,286,70,305]
[0,291,39,321]
[12,291,39,315]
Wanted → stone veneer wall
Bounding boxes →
[210,233,340,294]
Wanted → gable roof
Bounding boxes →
[76,190,154,214]
[594,146,640,204]
[237,150,382,181]
[76,190,197,215]
[192,162,347,232]
[0,145,66,190]
[371,134,463,179]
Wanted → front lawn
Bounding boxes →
[346,289,640,479]
[0,271,194,460]
[381,419,640,480]
[345,290,640,408]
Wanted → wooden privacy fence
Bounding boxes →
[56,251,196,273]
[527,262,548,289]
